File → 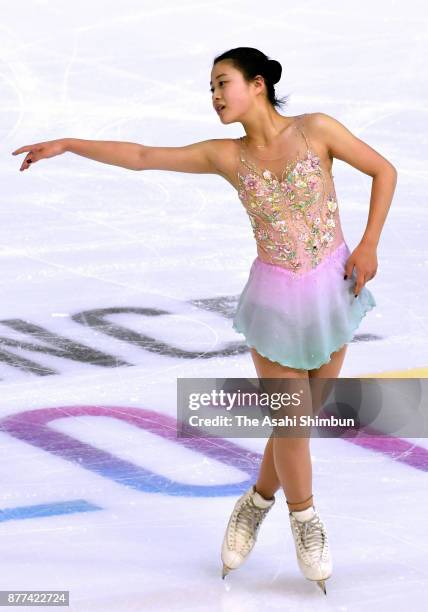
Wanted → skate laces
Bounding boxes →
[293,514,328,562]
[232,498,270,553]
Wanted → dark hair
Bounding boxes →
[213,47,289,109]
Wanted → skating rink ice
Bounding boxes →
[1,0,427,610]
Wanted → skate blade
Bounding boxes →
[316,579,327,595]
[222,563,232,579]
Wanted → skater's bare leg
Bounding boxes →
[308,343,348,414]
[273,434,313,511]
[280,344,349,510]
[251,345,348,506]
[250,348,310,506]
[254,433,278,500]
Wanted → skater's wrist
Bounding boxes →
[61,138,73,153]
[60,138,73,154]
[359,235,378,249]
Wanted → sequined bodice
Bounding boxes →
[236,114,345,274]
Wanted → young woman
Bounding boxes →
[12,46,397,595]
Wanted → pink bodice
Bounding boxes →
[236,114,345,274]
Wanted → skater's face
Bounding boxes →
[210,60,267,124]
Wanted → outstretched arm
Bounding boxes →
[12,138,223,175]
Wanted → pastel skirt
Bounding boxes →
[232,241,376,370]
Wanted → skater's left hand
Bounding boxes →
[344,242,378,298]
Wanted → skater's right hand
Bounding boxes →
[12,139,68,172]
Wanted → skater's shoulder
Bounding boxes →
[207,137,241,151]
[300,112,342,142]
[201,138,239,165]
[304,111,338,128]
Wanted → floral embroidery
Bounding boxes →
[237,130,340,273]
[327,197,338,212]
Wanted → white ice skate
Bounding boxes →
[289,506,332,594]
[221,484,275,579]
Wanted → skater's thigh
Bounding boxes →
[250,348,310,433]
[308,343,348,415]
[250,348,308,379]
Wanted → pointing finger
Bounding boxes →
[12,144,40,156]
[12,146,30,156]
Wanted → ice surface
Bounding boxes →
[1,0,427,610]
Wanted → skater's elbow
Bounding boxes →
[376,162,397,179]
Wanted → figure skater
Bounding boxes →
[12,46,397,595]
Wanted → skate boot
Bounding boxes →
[289,505,332,594]
[221,484,275,578]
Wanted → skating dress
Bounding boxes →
[232,113,376,370]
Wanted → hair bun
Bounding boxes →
[266,59,282,84]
